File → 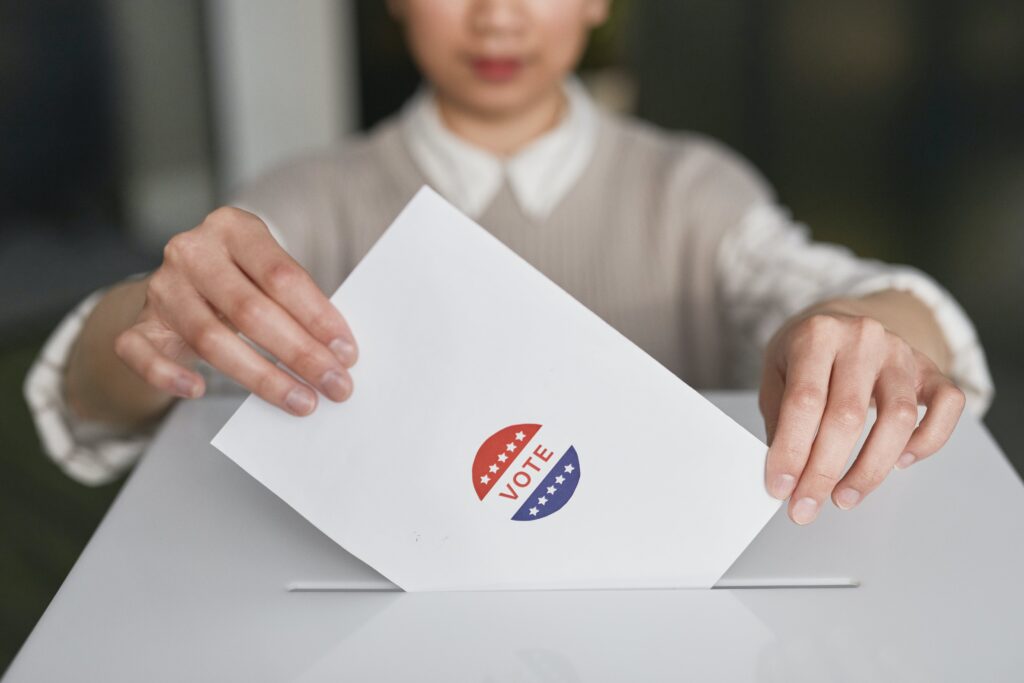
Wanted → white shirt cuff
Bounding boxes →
[23,290,153,485]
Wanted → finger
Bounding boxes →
[898,370,966,469]
[186,258,353,403]
[758,362,784,447]
[789,328,883,524]
[764,339,836,501]
[228,224,358,366]
[114,328,205,399]
[832,362,918,510]
[162,287,321,417]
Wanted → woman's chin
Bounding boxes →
[450,80,561,119]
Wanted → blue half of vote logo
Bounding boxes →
[511,446,581,522]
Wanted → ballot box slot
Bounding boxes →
[285,577,860,592]
[713,577,859,589]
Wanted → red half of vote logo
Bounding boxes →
[471,423,581,521]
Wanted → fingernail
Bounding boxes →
[769,473,796,500]
[895,452,916,470]
[173,375,196,399]
[836,487,861,510]
[791,497,819,525]
[319,369,353,402]
[329,337,358,366]
[284,386,316,416]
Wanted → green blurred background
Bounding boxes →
[2,0,1022,673]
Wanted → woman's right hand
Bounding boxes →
[113,207,358,416]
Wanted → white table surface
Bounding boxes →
[5,392,1023,682]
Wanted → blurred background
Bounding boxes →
[1,0,1021,671]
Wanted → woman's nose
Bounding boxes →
[468,0,528,37]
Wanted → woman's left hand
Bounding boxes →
[759,303,966,524]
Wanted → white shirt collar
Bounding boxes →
[399,78,598,221]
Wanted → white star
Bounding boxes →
[529,507,539,516]
[546,486,557,495]
[555,475,565,485]
[480,474,490,485]
[506,442,517,452]
[564,464,575,474]
[538,496,548,505]
[497,453,508,463]
[488,464,499,474]
[515,431,526,441]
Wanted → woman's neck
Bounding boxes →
[435,86,567,156]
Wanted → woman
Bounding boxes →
[26,0,991,526]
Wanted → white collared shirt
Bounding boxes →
[400,78,598,222]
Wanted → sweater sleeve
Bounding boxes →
[715,202,994,415]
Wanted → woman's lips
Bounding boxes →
[470,57,525,82]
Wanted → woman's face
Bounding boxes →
[391,0,608,118]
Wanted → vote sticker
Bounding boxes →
[471,423,581,521]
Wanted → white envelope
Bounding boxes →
[212,187,780,591]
